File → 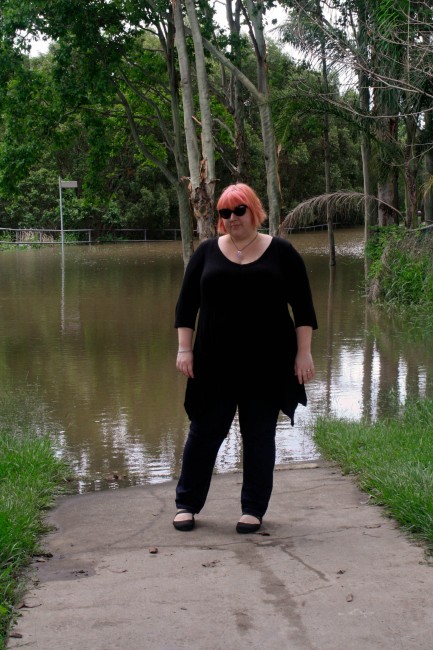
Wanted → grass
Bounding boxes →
[0,390,70,648]
[366,226,433,310]
[313,399,433,552]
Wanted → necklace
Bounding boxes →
[230,232,259,260]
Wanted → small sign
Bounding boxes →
[60,180,78,189]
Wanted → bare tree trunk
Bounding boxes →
[258,101,281,235]
[189,14,281,231]
[359,73,374,280]
[378,178,395,226]
[243,0,281,234]
[425,143,433,223]
[316,0,335,266]
[376,111,399,226]
[184,0,216,239]
[226,0,248,182]
[323,114,335,266]
[175,182,194,264]
[172,0,215,240]
[353,0,375,280]
[404,113,419,229]
[159,19,194,264]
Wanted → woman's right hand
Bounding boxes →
[176,350,194,378]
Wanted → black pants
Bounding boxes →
[175,394,280,519]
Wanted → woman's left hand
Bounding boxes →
[294,351,316,384]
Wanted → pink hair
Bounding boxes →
[216,183,267,234]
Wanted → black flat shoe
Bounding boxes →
[173,509,195,532]
[236,515,262,534]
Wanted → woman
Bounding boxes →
[174,183,317,533]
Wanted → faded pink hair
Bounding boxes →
[216,183,267,235]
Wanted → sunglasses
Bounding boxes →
[218,205,248,219]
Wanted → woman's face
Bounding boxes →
[223,205,255,238]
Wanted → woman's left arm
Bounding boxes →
[294,325,315,385]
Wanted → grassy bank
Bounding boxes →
[0,391,69,648]
[313,399,433,552]
[367,226,433,310]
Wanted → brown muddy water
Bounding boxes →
[1,227,432,492]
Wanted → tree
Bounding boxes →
[279,0,433,235]
[173,0,216,241]
[2,0,197,262]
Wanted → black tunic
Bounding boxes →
[175,236,318,424]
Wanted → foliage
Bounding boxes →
[313,399,433,551]
[0,41,181,233]
[0,389,70,648]
[1,0,430,241]
[278,0,433,227]
[366,226,433,307]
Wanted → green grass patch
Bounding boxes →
[366,226,433,311]
[313,400,433,551]
[0,390,70,648]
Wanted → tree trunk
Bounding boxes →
[172,0,215,240]
[378,178,395,226]
[359,72,374,280]
[354,0,375,281]
[172,0,200,188]
[160,19,194,264]
[243,0,281,234]
[226,0,248,182]
[175,182,194,265]
[404,113,418,229]
[425,146,433,223]
[423,49,433,222]
[184,0,216,239]
[316,0,335,266]
[258,101,281,235]
[184,12,281,232]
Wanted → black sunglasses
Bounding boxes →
[218,204,248,219]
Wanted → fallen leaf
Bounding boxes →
[202,560,220,568]
[9,632,23,639]
[148,547,158,554]
[337,569,346,575]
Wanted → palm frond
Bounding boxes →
[279,191,403,231]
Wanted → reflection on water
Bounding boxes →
[1,228,432,492]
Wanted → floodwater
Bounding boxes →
[1,228,432,492]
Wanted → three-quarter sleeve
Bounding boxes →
[280,239,318,330]
[174,242,207,330]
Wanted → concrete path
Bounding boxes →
[7,463,433,650]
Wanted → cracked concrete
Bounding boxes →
[7,462,433,650]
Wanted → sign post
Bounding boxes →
[58,177,78,255]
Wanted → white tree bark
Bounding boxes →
[172,0,201,192]
[243,0,281,234]
[172,0,215,240]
